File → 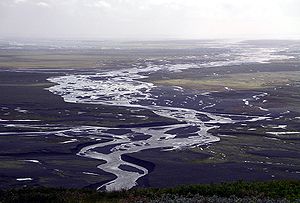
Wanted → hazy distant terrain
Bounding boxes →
[0,39,299,190]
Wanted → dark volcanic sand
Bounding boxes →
[1,63,300,189]
[131,148,300,188]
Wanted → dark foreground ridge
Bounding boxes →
[0,180,299,203]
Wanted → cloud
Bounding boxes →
[0,0,299,39]
[36,2,50,7]
[82,0,112,9]
[93,1,111,8]
[14,0,27,4]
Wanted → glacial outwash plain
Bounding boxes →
[0,39,300,201]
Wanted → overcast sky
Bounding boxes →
[0,0,300,40]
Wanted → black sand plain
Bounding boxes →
[0,41,300,190]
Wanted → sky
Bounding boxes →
[0,0,300,40]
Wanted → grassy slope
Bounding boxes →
[0,180,299,203]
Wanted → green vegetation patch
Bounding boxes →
[0,161,25,169]
[154,71,300,91]
[0,180,299,203]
